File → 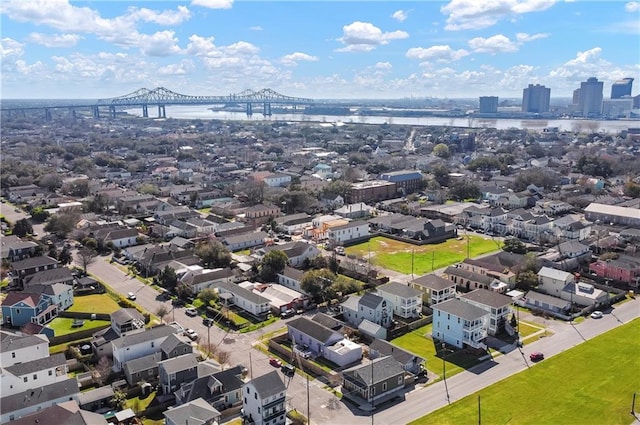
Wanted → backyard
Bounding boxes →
[47,317,110,336]
[410,318,640,425]
[67,294,121,314]
[345,235,501,274]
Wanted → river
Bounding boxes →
[124,105,638,133]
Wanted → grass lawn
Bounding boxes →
[345,236,501,274]
[68,294,121,314]
[391,324,483,378]
[126,391,156,413]
[48,317,110,336]
[517,321,543,338]
[234,249,250,255]
[410,318,640,425]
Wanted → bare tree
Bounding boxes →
[92,356,112,386]
[216,350,230,367]
[77,247,97,276]
[156,305,169,323]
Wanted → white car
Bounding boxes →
[127,292,136,301]
[590,310,603,319]
[184,329,198,341]
[185,307,198,317]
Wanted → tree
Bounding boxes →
[198,287,218,306]
[158,266,178,290]
[623,181,640,198]
[216,350,231,366]
[77,247,97,275]
[259,250,288,282]
[301,269,336,303]
[502,238,527,254]
[30,206,49,223]
[13,218,33,238]
[432,143,450,158]
[111,389,127,410]
[92,356,112,386]
[448,179,480,201]
[196,241,231,269]
[44,213,78,238]
[431,164,450,187]
[58,246,72,266]
[156,305,169,323]
[515,270,538,291]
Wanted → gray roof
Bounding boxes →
[411,274,455,291]
[163,398,221,425]
[111,308,145,327]
[460,289,513,309]
[10,255,58,270]
[279,266,304,281]
[123,352,162,375]
[159,353,199,374]
[112,325,177,350]
[311,313,344,330]
[444,266,495,285]
[77,385,114,406]
[245,370,285,398]
[330,220,369,232]
[433,298,489,321]
[288,317,338,344]
[524,291,570,309]
[216,281,269,305]
[5,353,66,377]
[358,319,385,336]
[160,333,193,356]
[223,231,268,245]
[342,356,404,386]
[0,331,48,353]
[377,281,421,299]
[25,268,74,286]
[176,365,245,404]
[0,378,79,414]
[341,295,361,311]
[8,401,108,425]
[359,292,385,309]
[369,339,424,365]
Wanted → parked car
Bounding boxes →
[127,292,136,301]
[280,309,295,319]
[184,329,198,341]
[185,307,198,317]
[202,317,214,327]
[269,357,282,367]
[529,352,544,362]
[590,310,603,319]
[281,364,295,376]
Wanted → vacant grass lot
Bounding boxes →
[48,317,110,336]
[410,318,640,425]
[345,236,501,274]
[67,294,121,314]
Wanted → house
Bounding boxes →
[334,203,374,219]
[240,204,280,225]
[376,282,422,319]
[0,236,38,261]
[537,267,575,294]
[277,266,306,294]
[164,398,221,425]
[379,170,423,195]
[341,356,406,407]
[1,353,68,397]
[5,400,108,425]
[214,281,270,318]
[307,216,349,241]
[257,241,320,267]
[1,292,58,327]
[111,325,180,372]
[432,299,489,350]
[552,215,591,241]
[521,290,571,314]
[180,267,237,296]
[263,173,292,188]
[443,266,500,293]
[174,365,245,411]
[411,273,457,305]
[221,231,268,251]
[369,339,424,375]
[584,203,640,227]
[160,333,195,359]
[10,255,58,286]
[28,283,74,312]
[341,293,393,329]
[589,255,640,287]
[319,193,344,210]
[123,352,163,386]
[324,338,363,367]
[254,284,309,314]
[93,227,140,248]
[274,213,313,234]
[0,378,80,423]
[287,317,361,366]
[537,267,607,307]
[77,385,115,412]
[92,308,146,357]
[0,331,49,367]
[458,252,523,287]
[459,289,513,336]
[23,268,74,289]
[158,353,199,394]
[327,220,370,246]
[242,371,287,425]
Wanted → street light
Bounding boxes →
[441,343,451,404]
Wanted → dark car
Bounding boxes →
[281,364,295,376]
[280,309,295,319]
[530,352,544,362]
[202,317,214,327]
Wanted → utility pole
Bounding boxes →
[478,395,482,425]
[411,248,415,280]
[442,343,450,404]
[370,357,375,425]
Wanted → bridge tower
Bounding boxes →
[158,105,166,118]
[263,102,272,116]
[109,106,116,119]
[246,102,253,116]
[142,105,149,118]
[93,106,100,119]
[44,108,52,121]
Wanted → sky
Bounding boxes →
[1,0,639,100]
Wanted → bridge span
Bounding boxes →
[1,87,315,120]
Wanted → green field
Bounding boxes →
[345,235,501,274]
[410,318,640,425]
[67,294,121,314]
[48,317,110,336]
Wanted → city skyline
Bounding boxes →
[1,0,639,99]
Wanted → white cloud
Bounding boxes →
[625,1,640,12]
[281,52,319,66]
[138,31,182,56]
[126,6,191,26]
[250,26,263,31]
[406,45,470,62]
[185,35,218,56]
[225,41,259,55]
[441,0,557,31]
[375,62,392,70]
[14,59,46,75]
[0,38,24,59]
[565,47,602,66]
[27,33,82,48]
[515,32,549,42]
[336,21,409,52]
[190,0,233,9]
[157,60,194,76]
[391,10,408,22]
[469,34,519,54]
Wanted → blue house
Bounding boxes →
[1,292,58,327]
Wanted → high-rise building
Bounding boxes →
[578,77,603,116]
[522,84,551,113]
[611,78,633,99]
[479,96,498,113]
[572,88,581,105]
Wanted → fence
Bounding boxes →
[268,336,334,380]
[58,311,111,321]
[48,324,110,346]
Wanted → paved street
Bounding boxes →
[83,254,640,425]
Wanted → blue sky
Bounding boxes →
[1,0,639,99]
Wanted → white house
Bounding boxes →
[537,267,575,296]
[111,325,179,372]
[242,371,287,425]
[164,398,221,425]
[263,173,292,188]
[1,353,68,397]
[432,299,489,350]
[274,213,313,234]
[222,231,268,251]
[341,293,392,328]
[0,332,49,367]
[459,289,513,336]
[287,317,360,366]
[324,338,362,367]
[256,241,320,267]
[0,378,80,423]
[327,220,370,246]
[180,267,236,296]
[376,281,422,319]
[215,281,270,318]
[277,266,306,294]
[410,274,457,306]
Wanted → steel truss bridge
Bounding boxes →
[1,87,315,120]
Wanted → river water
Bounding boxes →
[125,105,638,133]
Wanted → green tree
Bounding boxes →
[448,179,480,201]
[198,287,219,306]
[515,270,538,291]
[111,389,127,410]
[30,206,50,223]
[13,218,33,238]
[259,250,288,282]
[58,246,73,266]
[433,143,450,158]
[431,164,450,187]
[623,181,640,198]
[158,266,178,290]
[44,213,78,238]
[301,269,336,303]
[503,238,527,254]
[196,241,231,268]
